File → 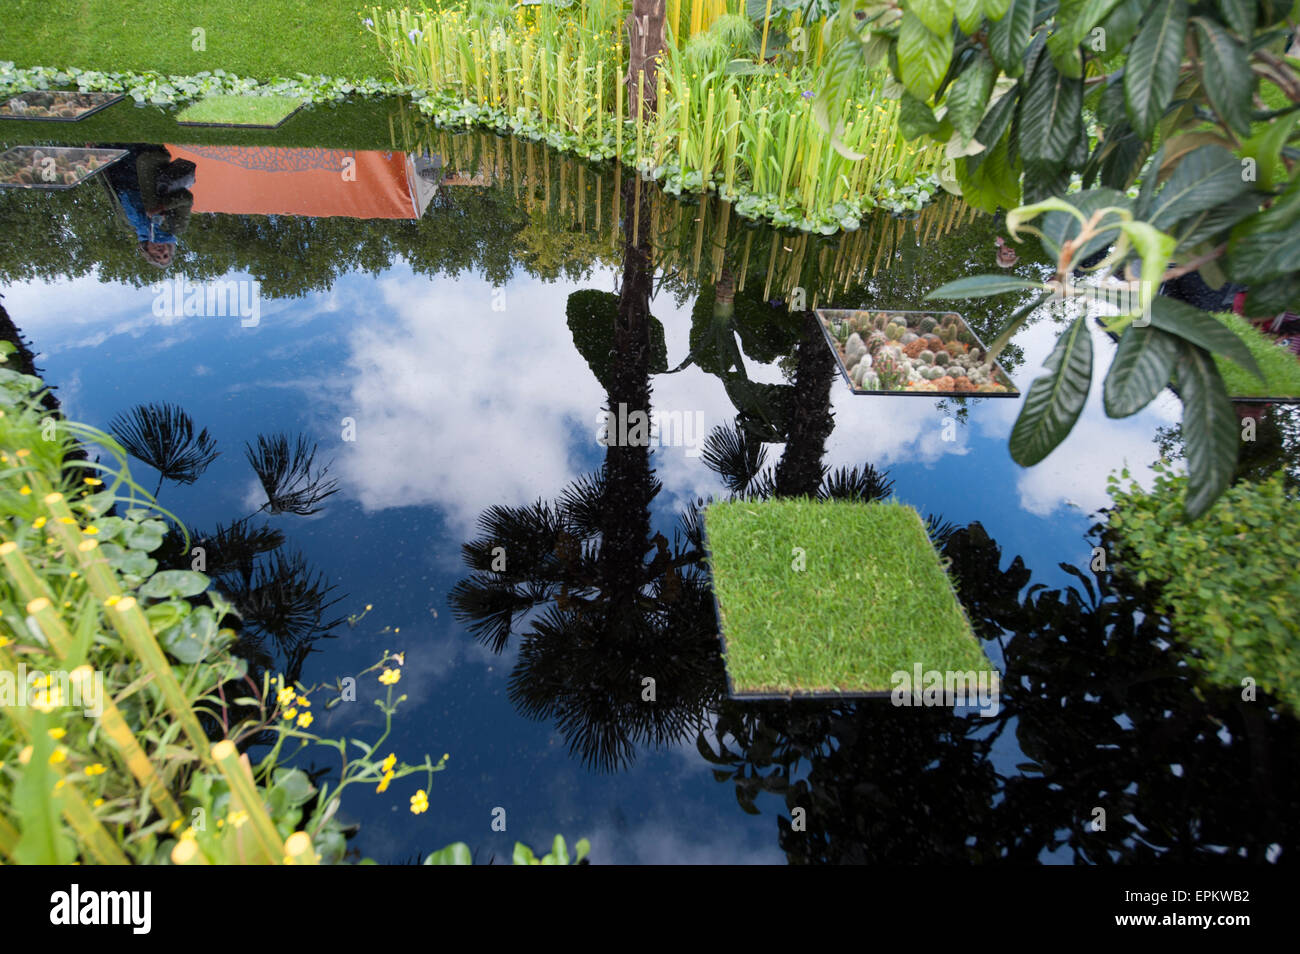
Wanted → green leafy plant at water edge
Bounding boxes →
[1104,463,1300,714]
[1209,311,1300,399]
[821,0,1300,515]
[0,345,585,864]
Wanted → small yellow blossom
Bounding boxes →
[295,694,311,708]
[32,516,46,529]
[49,748,67,765]
[19,485,31,496]
[93,798,105,807]
[83,477,103,486]
[48,727,66,740]
[283,707,298,721]
[379,668,401,685]
[81,525,99,535]
[376,770,395,793]
[381,753,397,774]
[85,763,107,776]
[410,789,429,814]
[276,685,297,707]
[16,448,30,458]
[296,712,313,729]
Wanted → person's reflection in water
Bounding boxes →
[103,145,195,268]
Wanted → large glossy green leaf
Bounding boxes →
[955,0,984,32]
[988,0,1035,75]
[945,50,996,141]
[1103,323,1180,416]
[969,84,1018,170]
[1124,0,1189,138]
[1145,144,1251,231]
[913,0,956,35]
[1148,296,1263,380]
[1174,341,1238,518]
[1226,177,1300,282]
[1047,0,1121,76]
[898,11,954,101]
[1213,0,1254,37]
[926,274,1049,298]
[1097,0,1144,57]
[424,842,474,864]
[899,91,941,138]
[1010,316,1094,466]
[1192,17,1252,136]
[983,0,1013,20]
[1019,48,1083,164]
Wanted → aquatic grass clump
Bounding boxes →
[175,93,304,127]
[704,498,993,696]
[367,3,946,232]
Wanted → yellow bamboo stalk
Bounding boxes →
[759,0,774,62]
[284,830,319,865]
[211,740,285,865]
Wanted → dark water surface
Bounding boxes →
[3,120,1296,864]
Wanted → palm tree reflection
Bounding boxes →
[110,402,220,497]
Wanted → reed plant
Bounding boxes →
[367,2,946,234]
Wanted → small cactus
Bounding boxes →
[934,350,951,366]
[884,323,903,341]
[918,316,937,334]
[858,370,880,390]
[918,349,935,364]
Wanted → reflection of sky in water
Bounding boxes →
[5,240,1190,863]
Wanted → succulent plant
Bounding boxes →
[884,323,903,341]
[918,316,937,334]
[858,370,880,390]
[874,352,907,390]
[918,349,935,364]
[934,350,950,366]
[957,328,975,345]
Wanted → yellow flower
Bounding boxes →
[283,707,298,721]
[229,810,249,828]
[19,485,31,496]
[0,636,10,649]
[296,712,313,729]
[376,770,395,793]
[381,753,397,774]
[409,789,429,814]
[16,448,29,458]
[169,818,183,832]
[296,694,311,708]
[276,685,297,707]
[82,525,99,535]
[83,477,103,486]
[85,763,107,776]
[48,748,67,765]
[379,668,401,685]
[48,727,66,740]
[93,797,105,807]
[32,516,45,529]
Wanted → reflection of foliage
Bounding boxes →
[109,402,220,497]
[566,290,668,388]
[1157,405,1300,490]
[245,433,340,516]
[701,421,768,494]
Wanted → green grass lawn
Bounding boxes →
[1,0,386,79]
[704,498,993,696]
[1212,311,1300,399]
[176,94,304,126]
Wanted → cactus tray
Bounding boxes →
[817,308,1019,397]
[0,146,127,191]
[0,90,123,121]
[703,498,998,701]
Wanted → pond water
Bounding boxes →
[3,115,1296,864]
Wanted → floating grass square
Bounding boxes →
[1211,311,1300,401]
[176,94,304,128]
[704,498,993,697]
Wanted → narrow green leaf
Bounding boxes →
[1020,48,1083,164]
[898,11,955,101]
[1124,0,1189,138]
[955,0,984,32]
[927,274,1048,299]
[1146,144,1250,231]
[1149,296,1264,381]
[1010,316,1094,466]
[1103,324,1180,416]
[1212,0,1254,38]
[945,51,996,142]
[913,0,956,35]
[1191,17,1252,137]
[1174,341,1238,518]
[989,0,1035,75]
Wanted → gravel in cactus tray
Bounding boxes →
[704,498,996,698]
[817,308,1019,397]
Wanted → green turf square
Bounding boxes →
[704,498,994,697]
[175,94,304,128]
